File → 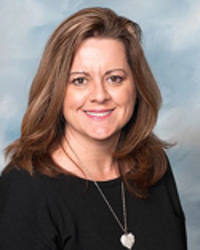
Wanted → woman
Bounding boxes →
[0,7,187,250]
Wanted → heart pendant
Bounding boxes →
[120,233,135,249]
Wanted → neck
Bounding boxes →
[59,128,120,181]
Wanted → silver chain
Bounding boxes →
[94,181,128,234]
[61,139,136,249]
[61,138,128,234]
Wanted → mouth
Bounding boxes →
[83,109,114,118]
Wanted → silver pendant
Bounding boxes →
[120,233,135,249]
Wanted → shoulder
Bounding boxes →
[0,167,44,198]
[0,166,77,214]
[0,168,48,219]
[153,159,185,222]
[0,166,70,204]
[0,167,70,249]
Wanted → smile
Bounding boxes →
[84,109,114,118]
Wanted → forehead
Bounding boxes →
[71,38,128,71]
[75,37,126,55]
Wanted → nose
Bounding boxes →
[89,80,110,103]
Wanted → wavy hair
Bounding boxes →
[5,7,171,197]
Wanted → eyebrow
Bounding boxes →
[104,69,128,76]
[69,71,90,77]
[69,68,128,76]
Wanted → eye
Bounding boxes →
[107,75,124,84]
[71,77,87,86]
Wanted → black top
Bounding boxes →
[0,165,187,250]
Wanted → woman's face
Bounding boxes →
[63,38,136,142]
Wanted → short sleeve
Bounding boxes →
[0,169,59,250]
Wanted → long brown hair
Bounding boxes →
[4,7,171,197]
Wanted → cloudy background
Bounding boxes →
[0,0,199,249]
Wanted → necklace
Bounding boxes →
[61,141,136,249]
[94,181,135,249]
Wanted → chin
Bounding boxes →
[86,129,120,141]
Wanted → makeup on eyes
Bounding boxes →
[69,68,128,86]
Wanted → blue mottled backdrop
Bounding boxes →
[0,0,199,249]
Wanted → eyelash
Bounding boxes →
[70,75,125,86]
[107,75,124,84]
[71,77,87,86]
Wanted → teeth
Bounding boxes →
[86,111,111,117]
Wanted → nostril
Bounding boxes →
[89,85,110,103]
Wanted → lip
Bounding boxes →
[83,109,115,120]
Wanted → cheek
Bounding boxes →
[63,90,84,112]
[63,92,77,120]
[121,88,137,121]
[115,87,136,110]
